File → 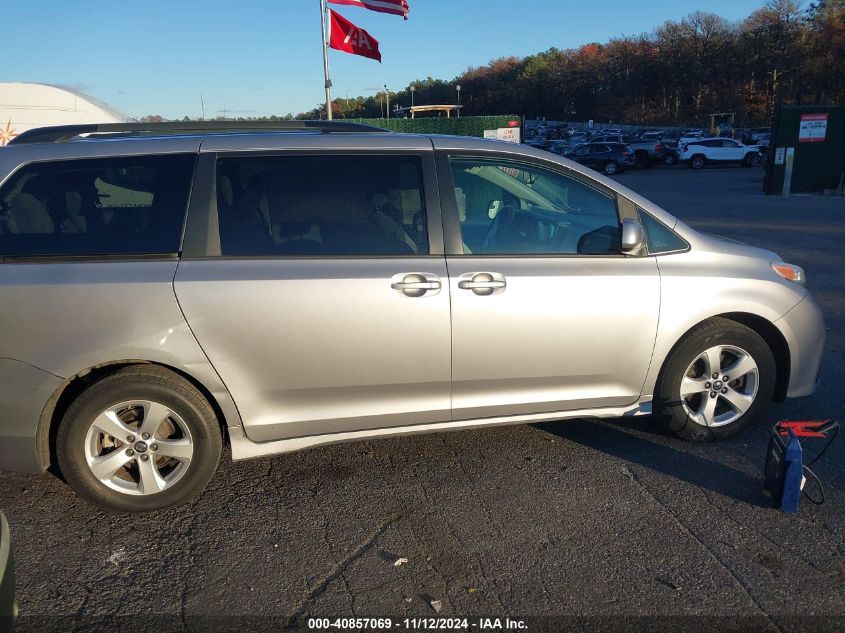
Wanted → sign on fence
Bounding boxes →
[484,128,521,143]
[798,113,828,143]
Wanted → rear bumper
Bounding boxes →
[775,293,826,398]
[0,360,63,474]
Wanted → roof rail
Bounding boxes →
[8,120,389,145]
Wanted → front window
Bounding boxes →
[448,157,620,255]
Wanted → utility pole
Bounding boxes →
[319,0,333,120]
[385,84,390,120]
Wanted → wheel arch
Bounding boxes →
[35,360,234,473]
[718,312,790,401]
[654,313,790,406]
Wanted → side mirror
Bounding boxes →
[621,218,645,254]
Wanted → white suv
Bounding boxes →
[680,138,761,170]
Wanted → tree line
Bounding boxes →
[141,0,843,128]
[303,0,844,127]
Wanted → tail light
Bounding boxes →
[622,151,631,156]
[655,143,662,152]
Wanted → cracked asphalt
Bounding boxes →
[1,166,844,633]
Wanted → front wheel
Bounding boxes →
[655,318,776,442]
[57,366,222,513]
[742,153,761,167]
[603,161,619,175]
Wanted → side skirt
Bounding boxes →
[229,398,653,461]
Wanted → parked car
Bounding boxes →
[589,135,665,168]
[679,130,706,143]
[566,142,635,174]
[0,512,14,632]
[750,127,771,142]
[545,140,571,156]
[0,121,824,512]
[679,137,762,169]
[756,133,771,155]
[663,146,681,166]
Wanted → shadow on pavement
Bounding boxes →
[535,417,771,508]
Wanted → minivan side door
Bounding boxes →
[175,147,451,442]
[435,148,660,420]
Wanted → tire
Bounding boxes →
[742,153,760,168]
[655,318,776,442]
[57,365,222,513]
[690,155,706,170]
[634,152,650,169]
[664,153,676,166]
[603,161,619,175]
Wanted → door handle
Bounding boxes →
[457,272,507,296]
[391,273,442,297]
[458,279,506,290]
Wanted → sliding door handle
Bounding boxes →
[457,272,507,296]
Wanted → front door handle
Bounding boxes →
[457,272,507,296]
[391,273,442,297]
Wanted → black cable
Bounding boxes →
[800,421,838,505]
[802,465,825,505]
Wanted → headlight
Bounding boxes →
[771,262,805,286]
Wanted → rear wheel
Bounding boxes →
[655,318,776,442]
[690,155,706,170]
[604,161,619,175]
[57,366,222,513]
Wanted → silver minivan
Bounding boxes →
[0,122,825,512]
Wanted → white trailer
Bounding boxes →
[0,82,131,146]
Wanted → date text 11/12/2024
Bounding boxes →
[307,617,528,630]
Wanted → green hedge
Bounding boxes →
[347,115,521,137]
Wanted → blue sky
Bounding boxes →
[5,0,769,119]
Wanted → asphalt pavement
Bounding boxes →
[1,165,844,633]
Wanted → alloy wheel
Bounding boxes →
[680,345,759,427]
[84,400,194,495]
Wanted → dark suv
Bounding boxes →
[565,142,635,175]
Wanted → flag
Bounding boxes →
[328,0,409,20]
[329,9,382,63]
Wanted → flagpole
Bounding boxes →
[320,0,333,120]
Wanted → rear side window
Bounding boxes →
[216,154,428,256]
[0,154,195,258]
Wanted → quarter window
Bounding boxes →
[216,155,428,256]
[638,210,688,254]
[0,154,196,257]
[449,157,620,255]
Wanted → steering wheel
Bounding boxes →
[484,205,515,248]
